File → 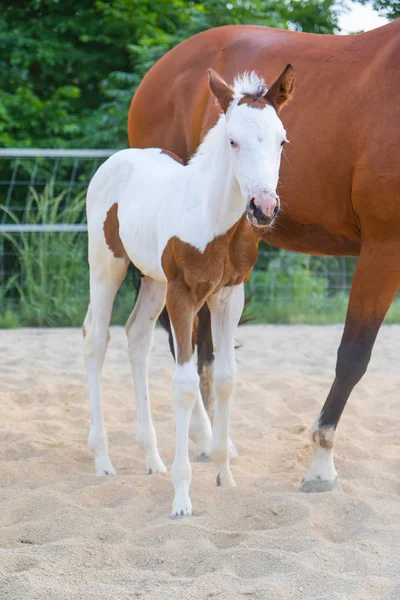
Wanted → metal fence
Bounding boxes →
[0,149,362,325]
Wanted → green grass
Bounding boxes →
[0,185,141,327]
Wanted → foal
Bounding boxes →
[83,66,294,517]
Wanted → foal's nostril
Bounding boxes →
[249,198,256,211]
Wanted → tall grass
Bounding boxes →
[0,185,137,327]
[1,186,89,326]
[1,188,400,327]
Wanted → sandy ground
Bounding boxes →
[0,325,400,600]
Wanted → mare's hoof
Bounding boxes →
[301,477,342,493]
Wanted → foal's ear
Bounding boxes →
[208,69,234,114]
[265,64,294,112]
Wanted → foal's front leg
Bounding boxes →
[167,283,199,518]
[208,284,244,487]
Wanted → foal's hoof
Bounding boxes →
[95,456,116,477]
[170,509,194,520]
[197,452,211,462]
[146,456,167,475]
[216,469,236,488]
[301,477,342,493]
[229,439,239,459]
[171,491,193,519]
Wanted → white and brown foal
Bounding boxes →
[83,66,294,517]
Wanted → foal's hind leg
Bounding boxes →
[302,243,400,492]
[208,284,244,487]
[196,304,238,459]
[125,276,167,474]
[84,254,128,476]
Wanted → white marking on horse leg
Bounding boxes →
[126,277,167,474]
[301,420,341,492]
[208,284,244,487]
[190,391,213,460]
[170,360,199,518]
[197,334,238,459]
[84,264,126,476]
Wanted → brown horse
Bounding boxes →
[128,21,400,493]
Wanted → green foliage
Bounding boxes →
[359,0,400,19]
[1,0,342,150]
[246,251,349,323]
[0,184,138,327]
[1,185,88,325]
[2,204,400,327]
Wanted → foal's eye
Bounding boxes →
[229,139,239,149]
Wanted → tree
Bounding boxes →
[360,0,400,19]
[0,1,344,150]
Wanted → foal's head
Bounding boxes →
[208,66,294,228]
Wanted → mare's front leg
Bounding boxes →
[208,284,244,487]
[125,276,167,475]
[167,282,200,518]
[302,242,400,492]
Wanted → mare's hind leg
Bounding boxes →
[302,242,400,492]
[125,276,167,474]
[84,254,128,476]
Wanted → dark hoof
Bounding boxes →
[301,477,343,493]
[197,452,211,462]
[216,473,221,487]
[148,468,153,475]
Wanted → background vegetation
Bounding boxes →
[0,0,361,150]
[0,0,398,327]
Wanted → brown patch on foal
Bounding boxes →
[238,94,271,110]
[162,214,259,365]
[103,203,126,259]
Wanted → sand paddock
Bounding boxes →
[1,324,400,599]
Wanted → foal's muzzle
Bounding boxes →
[246,191,280,228]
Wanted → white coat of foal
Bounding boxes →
[84,67,293,517]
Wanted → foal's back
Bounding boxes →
[87,147,184,281]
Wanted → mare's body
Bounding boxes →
[128,22,400,491]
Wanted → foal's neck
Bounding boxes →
[189,115,245,237]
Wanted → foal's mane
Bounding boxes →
[188,71,268,168]
[233,71,267,98]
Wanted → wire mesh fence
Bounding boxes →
[1,148,396,327]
